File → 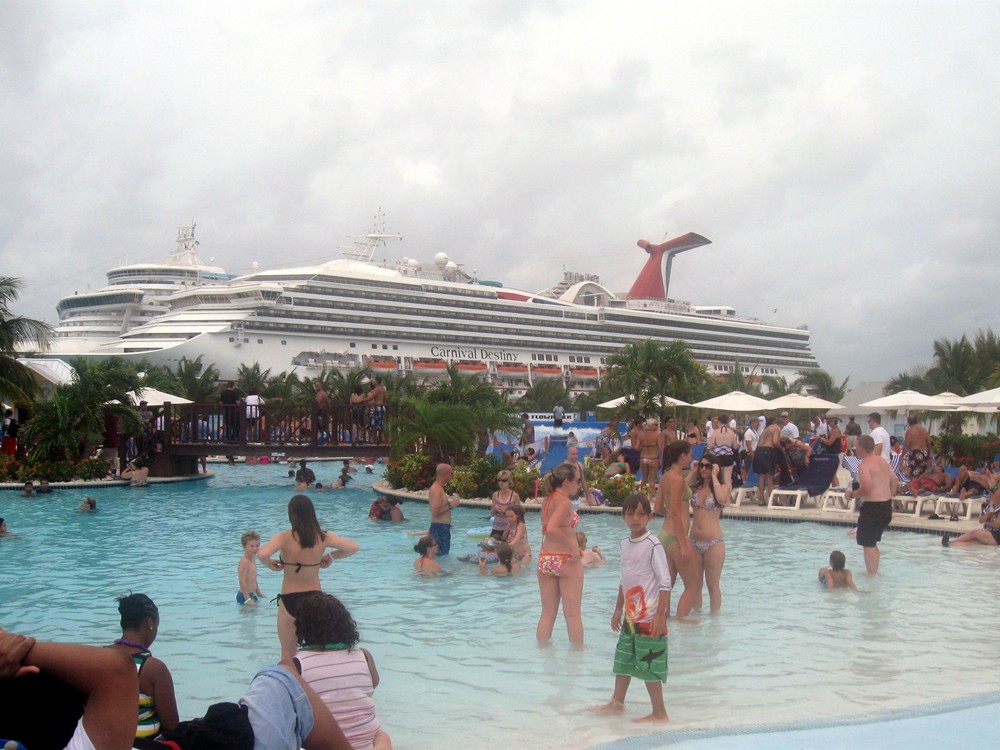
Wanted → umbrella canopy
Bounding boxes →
[957,386,1000,408]
[692,391,773,412]
[129,387,193,406]
[859,390,954,411]
[766,393,842,411]
[596,394,689,409]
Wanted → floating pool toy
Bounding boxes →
[457,549,499,564]
[466,517,495,538]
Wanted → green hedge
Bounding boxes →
[933,434,1000,468]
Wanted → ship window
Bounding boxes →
[257,339,263,344]
[393,345,398,350]
[350,343,356,348]
[281,340,286,345]
[383,345,388,350]
[228,337,234,342]
[371,344,378,349]
[244,339,249,344]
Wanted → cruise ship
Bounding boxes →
[47,223,820,392]
[48,224,234,358]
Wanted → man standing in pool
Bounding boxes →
[855,435,897,575]
[428,463,460,555]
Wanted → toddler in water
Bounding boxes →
[237,530,266,605]
[818,550,857,590]
[577,531,606,566]
[293,592,391,750]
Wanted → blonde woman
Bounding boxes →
[536,463,585,647]
[490,469,522,540]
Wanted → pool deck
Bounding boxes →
[372,480,980,537]
[0,472,214,490]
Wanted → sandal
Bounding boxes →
[928,513,942,520]
[949,514,959,522]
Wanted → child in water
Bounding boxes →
[76,497,97,512]
[238,530,266,605]
[293,592,391,750]
[478,542,521,576]
[818,550,857,590]
[577,531,606,566]
[413,535,443,574]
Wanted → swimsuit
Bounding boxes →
[123,648,160,738]
[536,552,573,577]
[657,530,678,548]
[275,590,316,618]
[690,538,724,554]
[279,555,322,573]
[429,521,452,556]
[369,405,386,430]
[237,591,260,605]
[690,486,723,554]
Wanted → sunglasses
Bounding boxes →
[699,462,712,468]
[497,478,509,483]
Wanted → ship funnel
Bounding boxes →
[627,232,711,300]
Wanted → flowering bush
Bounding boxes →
[510,461,543,503]
[0,455,20,481]
[76,458,111,480]
[385,452,436,491]
[933,434,1000,468]
[591,473,640,507]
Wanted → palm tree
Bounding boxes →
[236,363,271,395]
[927,335,983,396]
[717,360,763,397]
[426,366,520,460]
[883,367,932,396]
[605,340,711,416]
[21,358,142,462]
[761,375,792,397]
[169,356,220,402]
[262,370,301,403]
[517,380,570,411]
[388,397,479,464]
[795,369,849,403]
[0,277,52,403]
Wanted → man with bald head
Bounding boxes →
[856,435,898,575]
[428,463,460,555]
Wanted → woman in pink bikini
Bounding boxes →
[536,462,585,648]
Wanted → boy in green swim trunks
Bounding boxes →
[589,493,671,722]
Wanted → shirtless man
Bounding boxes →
[855,435,898,575]
[637,419,662,495]
[752,418,783,505]
[313,381,331,437]
[365,376,388,443]
[428,463,460,555]
[565,445,589,508]
[901,416,932,479]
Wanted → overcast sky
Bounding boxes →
[2,1,998,385]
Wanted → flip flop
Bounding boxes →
[949,514,959,522]
[928,513,943,520]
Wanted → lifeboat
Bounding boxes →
[412,358,449,379]
[568,366,599,380]
[496,362,530,379]
[369,355,398,372]
[455,360,487,377]
[531,364,564,379]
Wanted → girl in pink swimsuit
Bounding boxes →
[536,462,585,648]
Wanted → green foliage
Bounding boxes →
[0,455,20,481]
[0,455,109,481]
[166,355,221,402]
[517,380,570,412]
[604,340,712,420]
[18,459,75,482]
[385,452,436,491]
[76,458,110,480]
[794,369,849,403]
[933,433,1000,468]
[446,454,504,499]
[510,460,543,502]
[0,276,51,403]
[591,472,640,507]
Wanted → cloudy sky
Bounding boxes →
[2,1,998,385]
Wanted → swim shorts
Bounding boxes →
[237,592,260,606]
[904,449,929,479]
[429,521,452,556]
[752,446,780,474]
[369,405,386,430]
[856,500,892,547]
[613,620,668,683]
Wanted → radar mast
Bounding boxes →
[340,209,402,262]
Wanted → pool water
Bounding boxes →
[2,464,999,749]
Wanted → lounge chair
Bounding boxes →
[934,492,982,521]
[820,486,854,513]
[768,455,840,510]
[891,491,939,517]
[733,469,761,507]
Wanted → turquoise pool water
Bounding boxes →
[2,464,999,749]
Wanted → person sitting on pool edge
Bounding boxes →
[818,550,857,590]
[942,481,1000,547]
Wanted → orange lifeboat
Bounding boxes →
[531,364,564,379]
[369,355,398,371]
[568,366,599,380]
[496,362,530,379]
[413,358,448,379]
[455,360,487,377]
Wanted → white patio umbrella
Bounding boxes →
[957,386,1000,409]
[859,390,954,411]
[766,393,842,411]
[129,387,193,406]
[931,391,995,413]
[596,394,689,409]
[692,390,772,412]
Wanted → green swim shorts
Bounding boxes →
[612,621,668,683]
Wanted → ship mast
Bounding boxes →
[168,222,201,266]
[340,209,402,262]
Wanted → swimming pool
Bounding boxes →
[2,464,999,749]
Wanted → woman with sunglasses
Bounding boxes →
[689,455,731,614]
[413,534,443,573]
[655,440,701,619]
[489,469,522,540]
[536,462,585,648]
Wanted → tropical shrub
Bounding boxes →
[385,452,436,491]
[933,434,1000,468]
[0,455,20,481]
[510,460,543,502]
[76,458,111,480]
[448,454,504,498]
[18,459,76,482]
[591,473,640,507]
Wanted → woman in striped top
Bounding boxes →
[293,592,391,750]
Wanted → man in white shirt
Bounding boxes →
[743,416,761,483]
[866,412,892,462]
[779,411,799,439]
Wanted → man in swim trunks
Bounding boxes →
[901,416,932,479]
[428,463,460,555]
[365,376,388,443]
[855,435,897,575]
[752,418,783,505]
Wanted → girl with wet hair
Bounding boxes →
[108,593,179,739]
[293,593,390,750]
[479,542,521,576]
[260,495,360,660]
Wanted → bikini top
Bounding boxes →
[541,496,580,534]
[279,555,323,573]
[690,486,721,511]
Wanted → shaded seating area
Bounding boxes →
[768,455,840,510]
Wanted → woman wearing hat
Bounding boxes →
[816,415,843,456]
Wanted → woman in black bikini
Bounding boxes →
[260,495,360,660]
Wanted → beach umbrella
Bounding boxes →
[692,390,772,413]
[931,391,995,413]
[128,387,193,406]
[859,390,955,411]
[957,386,1000,409]
[596,394,689,409]
[766,393,842,411]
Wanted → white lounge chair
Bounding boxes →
[934,493,982,521]
[768,455,841,511]
[891,492,938,517]
[820,487,854,513]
